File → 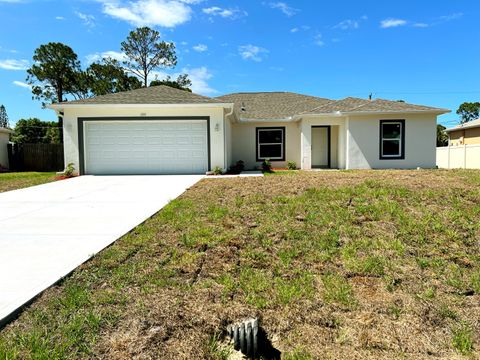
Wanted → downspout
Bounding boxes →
[54,109,66,173]
[223,105,235,171]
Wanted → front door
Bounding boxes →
[311,126,330,168]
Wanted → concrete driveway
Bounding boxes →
[0,175,203,326]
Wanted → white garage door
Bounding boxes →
[84,120,208,175]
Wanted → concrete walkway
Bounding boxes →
[0,175,203,326]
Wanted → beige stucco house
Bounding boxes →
[445,118,480,146]
[49,86,449,175]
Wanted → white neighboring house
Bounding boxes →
[0,128,12,169]
[48,86,449,175]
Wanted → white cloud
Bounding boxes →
[333,19,359,30]
[0,59,28,70]
[238,44,268,62]
[75,11,95,27]
[85,50,127,64]
[439,12,463,21]
[150,66,217,95]
[413,22,429,28]
[290,27,298,33]
[314,34,324,46]
[192,44,208,52]
[100,0,193,27]
[55,16,65,20]
[380,18,407,28]
[13,80,31,89]
[268,2,299,17]
[202,6,246,19]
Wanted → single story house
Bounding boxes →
[0,127,12,169]
[49,86,449,175]
[445,118,480,146]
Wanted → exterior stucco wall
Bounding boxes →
[231,121,301,170]
[449,127,480,146]
[0,129,11,168]
[346,114,437,169]
[300,117,346,170]
[62,106,226,173]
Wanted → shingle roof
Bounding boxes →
[216,93,448,120]
[62,85,224,105]
[445,118,480,132]
[215,92,332,120]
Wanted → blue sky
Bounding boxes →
[0,0,478,127]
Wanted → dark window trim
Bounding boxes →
[255,126,286,162]
[311,125,331,169]
[379,119,405,160]
[77,116,211,175]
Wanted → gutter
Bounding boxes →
[47,103,234,111]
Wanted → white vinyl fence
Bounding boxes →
[437,145,480,169]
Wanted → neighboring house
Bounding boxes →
[48,86,449,175]
[445,118,480,146]
[0,128,12,169]
[437,119,480,169]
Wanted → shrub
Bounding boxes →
[63,163,75,178]
[287,160,297,170]
[212,166,223,175]
[227,160,245,174]
[261,159,272,173]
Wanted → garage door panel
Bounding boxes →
[84,120,208,175]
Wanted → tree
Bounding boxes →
[26,42,84,105]
[0,105,8,128]
[150,74,192,92]
[85,59,142,96]
[437,124,448,147]
[121,27,177,87]
[456,102,480,124]
[11,118,61,144]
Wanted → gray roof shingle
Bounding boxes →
[216,93,448,119]
[445,118,480,132]
[62,85,224,105]
[215,92,332,119]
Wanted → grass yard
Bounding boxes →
[1,170,480,359]
[0,172,57,193]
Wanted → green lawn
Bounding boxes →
[0,172,57,193]
[1,170,480,359]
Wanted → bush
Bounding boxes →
[227,160,245,174]
[287,160,297,170]
[261,159,272,173]
[212,166,223,175]
[63,163,75,178]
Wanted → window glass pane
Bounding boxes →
[382,140,400,156]
[259,144,282,158]
[259,130,283,144]
[382,123,401,139]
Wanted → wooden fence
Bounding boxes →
[7,143,64,172]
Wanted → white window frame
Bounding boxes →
[256,127,285,161]
[380,120,404,159]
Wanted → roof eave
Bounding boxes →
[300,109,451,117]
[48,103,234,110]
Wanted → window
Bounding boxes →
[380,120,405,159]
[256,127,285,161]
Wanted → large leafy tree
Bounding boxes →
[437,124,448,147]
[121,27,177,87]
[0,105,8,128]
[456,102,480,124]
[11,118,61,144]
[26,42,84,105]
[150,74,192,92]
[85,59,142,96]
